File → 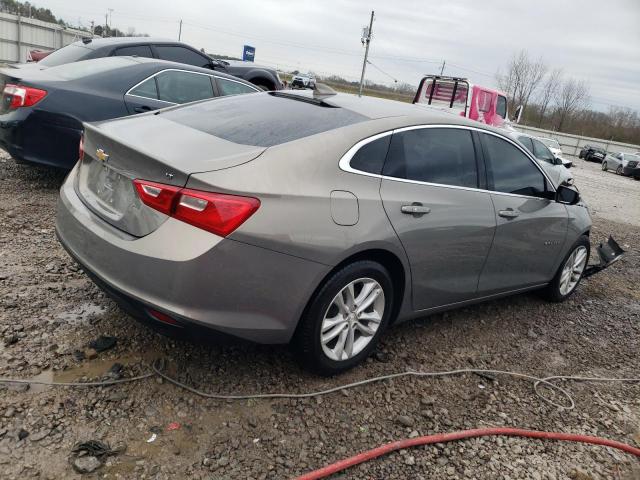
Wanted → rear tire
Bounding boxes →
[541,235,590,302]
[293,261,394,375]
[616,165,623,175]
[601,161,607,171]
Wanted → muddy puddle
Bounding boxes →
[23,351,158,394]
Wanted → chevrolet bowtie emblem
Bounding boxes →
[96,148,109,162]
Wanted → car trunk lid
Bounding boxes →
[75,115,266,237]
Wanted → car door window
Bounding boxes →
[114,45,154,58]
[481,133,546,196]
[216,78,259,96]
[382,128,478,188]
[155,71,214,104]
[517,136,534,153]
[532,139,556,164]
[128,77,158,100]
[155,45,211,68]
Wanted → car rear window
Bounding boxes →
[47,57,135,80]
[161,92,368,147]
[39,44,93,67]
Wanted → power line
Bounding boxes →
[366,60,398,83]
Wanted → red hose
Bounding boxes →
[295,427,640,480]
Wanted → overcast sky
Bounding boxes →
[38,0,640,111]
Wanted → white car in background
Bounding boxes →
[291,73,316,89]
[510,132,574,187]
[539,137,572,168]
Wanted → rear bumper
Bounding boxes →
[0,109,80,169]
[622,165,640,177]
[55,166,330,344]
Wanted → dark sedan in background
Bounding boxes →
[0,56,259,169]
[579,144,606,162]
[20,37,283,91]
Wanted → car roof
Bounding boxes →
[76,37,193,50]
[39,56,256,86]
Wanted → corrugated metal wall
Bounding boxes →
[514,124,640,158]
[0,11,92,63]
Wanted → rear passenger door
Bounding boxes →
[477,132,568,294]
[379,127,496,311]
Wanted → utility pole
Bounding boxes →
[105,12,108,36]
[178,19,182,41]
[440,60,446,75]
[358,10,374,97]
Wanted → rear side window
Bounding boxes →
[481,133,546,196]
[156,71,214,104]
[155,45,211,68]
[129,78,158,100]
[496,96,507,118]
[383,128,478,188]
[350,136,391,174]
[216,78,259,96]
[114,45,154,58]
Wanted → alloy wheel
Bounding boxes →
[601,162,607,171]
[320,278,385,361]
[559,246,588,296]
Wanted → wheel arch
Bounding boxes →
[295,248,410,338]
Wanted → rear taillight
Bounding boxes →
[133,179,260,236]
[78,135,85,162]
[2,84,47,109]
[133,179,181,215]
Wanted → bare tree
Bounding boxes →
[536,69,562,127]
[496,50,547,113]
[554,78,590,131]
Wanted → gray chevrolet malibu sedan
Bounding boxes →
[56,90,593,374]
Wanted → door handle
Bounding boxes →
[401,204,431,215]
[134,105,152,113]
[498,209,520,219]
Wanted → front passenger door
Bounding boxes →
[477,133,568,294]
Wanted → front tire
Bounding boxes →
[616,165,623,175]
[294,261,394,375]
[541,235,590,302]
[601,161,608,171]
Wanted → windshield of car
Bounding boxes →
[46,57,134,80]
[540,138,560,149]
[39,44,93,67]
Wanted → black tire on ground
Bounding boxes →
[540,235,590,303]
[601,161,607,171]
[293,260,394,375]
[616,165,623,175]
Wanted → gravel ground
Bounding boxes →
[0,151,639,479]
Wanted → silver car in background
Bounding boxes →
[601,151,640,176]
[509,132,574,187]
[56,90,593,374]
[539,137,572,168]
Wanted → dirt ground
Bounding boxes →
[0,151,639,479]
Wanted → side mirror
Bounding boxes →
[512,105,523,124]
[555,158,563,166]
[556,185,580,205]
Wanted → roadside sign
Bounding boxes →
[243,45,255,62]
